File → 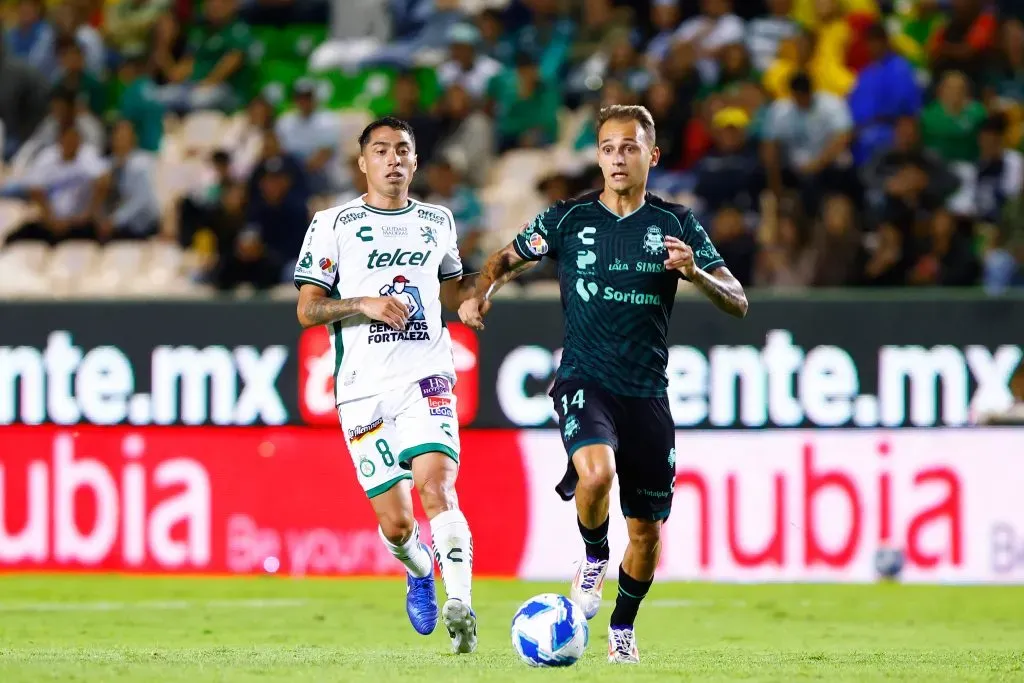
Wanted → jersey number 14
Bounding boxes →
[561,389,585,414]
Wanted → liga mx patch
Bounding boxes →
[419,375,450,398]
[319,257,337,275]
[528,232,549,256]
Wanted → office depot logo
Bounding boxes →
[298,324,478,426]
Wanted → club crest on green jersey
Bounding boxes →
[642,226,665,255]
[563,414,580,439]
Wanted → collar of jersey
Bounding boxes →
[361,198,416,215]
[597,198,647,221]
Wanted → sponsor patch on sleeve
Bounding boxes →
[419,375,451,397]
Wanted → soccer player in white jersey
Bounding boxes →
[293,117,476,654]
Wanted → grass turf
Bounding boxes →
[1,576,1023,681]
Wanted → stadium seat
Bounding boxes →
[48,240,101,296]
[0,200,28,243]
[87,242,149,294]
[487,149,553,189]
[2,240,50,272]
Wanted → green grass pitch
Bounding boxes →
[1,575,1023,681]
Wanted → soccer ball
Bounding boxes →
[510,593,589,667]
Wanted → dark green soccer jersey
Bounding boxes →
[512,191,726,397]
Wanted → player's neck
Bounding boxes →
[598,188,647,218]
[363,190,411,212]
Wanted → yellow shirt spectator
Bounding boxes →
[763,34,856,98]
[792,0,878,29]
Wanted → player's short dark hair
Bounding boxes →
[595,104,657,146]
[358,116,417,151]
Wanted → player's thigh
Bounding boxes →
[336,397,412,502]
[616,396,676,522]
[553,379,621,472]
[392,377,461,471]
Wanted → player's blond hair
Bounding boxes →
[596,105,657,146]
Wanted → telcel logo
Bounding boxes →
[366,249,432,269]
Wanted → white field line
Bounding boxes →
[0,598,309,613]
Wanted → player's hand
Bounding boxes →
[359,296,410,331]
[459,295,491,331]
[663,236,698,277]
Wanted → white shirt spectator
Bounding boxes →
[674,13,746,84]
[746,16,799,72]
[437,54,502,99]
[24,143,108,219]
[764,93,854,169]
[276,109,341,185]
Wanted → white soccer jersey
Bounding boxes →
[294,196,463,404]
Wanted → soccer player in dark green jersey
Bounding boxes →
[460,105,748,664]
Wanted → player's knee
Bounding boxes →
[628,522,662,557]
[417,473,458,517]
[576,459,615,498]
[379,512,416,544]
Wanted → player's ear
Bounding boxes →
[650,146,661,168]
[357,153,368,175]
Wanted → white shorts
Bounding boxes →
[337,375,461,499]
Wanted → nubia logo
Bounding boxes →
[0,433,211,567]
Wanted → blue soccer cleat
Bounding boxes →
[406,560,439,635]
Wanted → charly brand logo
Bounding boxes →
[356,226,373,242]
[642,226,665,255]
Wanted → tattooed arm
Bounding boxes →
[458,243,537,330]
[663,236,748,318]
[296,285,409,330]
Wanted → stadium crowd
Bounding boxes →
[1,0,1023,294]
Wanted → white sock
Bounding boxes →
[378,522,433,579]
[430,509,474,607]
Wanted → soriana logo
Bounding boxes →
[298,323,478,426]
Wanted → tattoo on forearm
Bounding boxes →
[690,270,748,318]
[476,246,534,298]
[301,296,368,327]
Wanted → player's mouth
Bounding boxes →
[611,172,628,180]
[385,172,404,180]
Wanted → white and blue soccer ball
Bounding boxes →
[510,593,589,667]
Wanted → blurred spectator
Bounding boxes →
[149,11,187,86]
[573,78,639,150]
[54,36,106,116]
[644,80,686,170]
[571,0,631,65]
[276,79,342,195]
[861,116,960,223]
[104,0,170,56]
[674,0,745,86]
[437,23,502,100]
[698,43,760,100]
[811,193,864,286]
[746,0,798,72]
[791,0,878,30]
[848,23,922,165]
[116,50,164,153]
[5,0,56,77]
[435,84,495,186]
[241,0,327,25]
[762,73,856,211]
[424,158,485,271]
[929,0,997,86]
[907,209,980,286]
[475,8,512,64]
[157,0,253,112]
[326,0,389,42]
[5,126,108,244]
[891,0,944,70]
[645,0,681,68]
[219,156,307,289]
[567,1,637,106]
[981,222,1023,293]
[975,115,1024,223]
[863,220,909,286]
[694,107,762,217]
[50,0,105,77]
[391,72,441,167]
[98,119,160,240]
[178,149,234,248]
[508,0,574,83]
[763,28,854,99]
[493,53,560,152]
[921,71,987,163]
[603,36,653,96]
[0,30,49,161]
[984,19,1024,147]
[755,203,816,288]
[335,154,368,204]
[247,129,309,208]
[14,87,105,171]
[228,95,274,180]
[709,205,755,285]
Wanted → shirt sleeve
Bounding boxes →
[680,209,726,273]
[293,210,339,292]
[511,201,569,262]
[440,210,463,281]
